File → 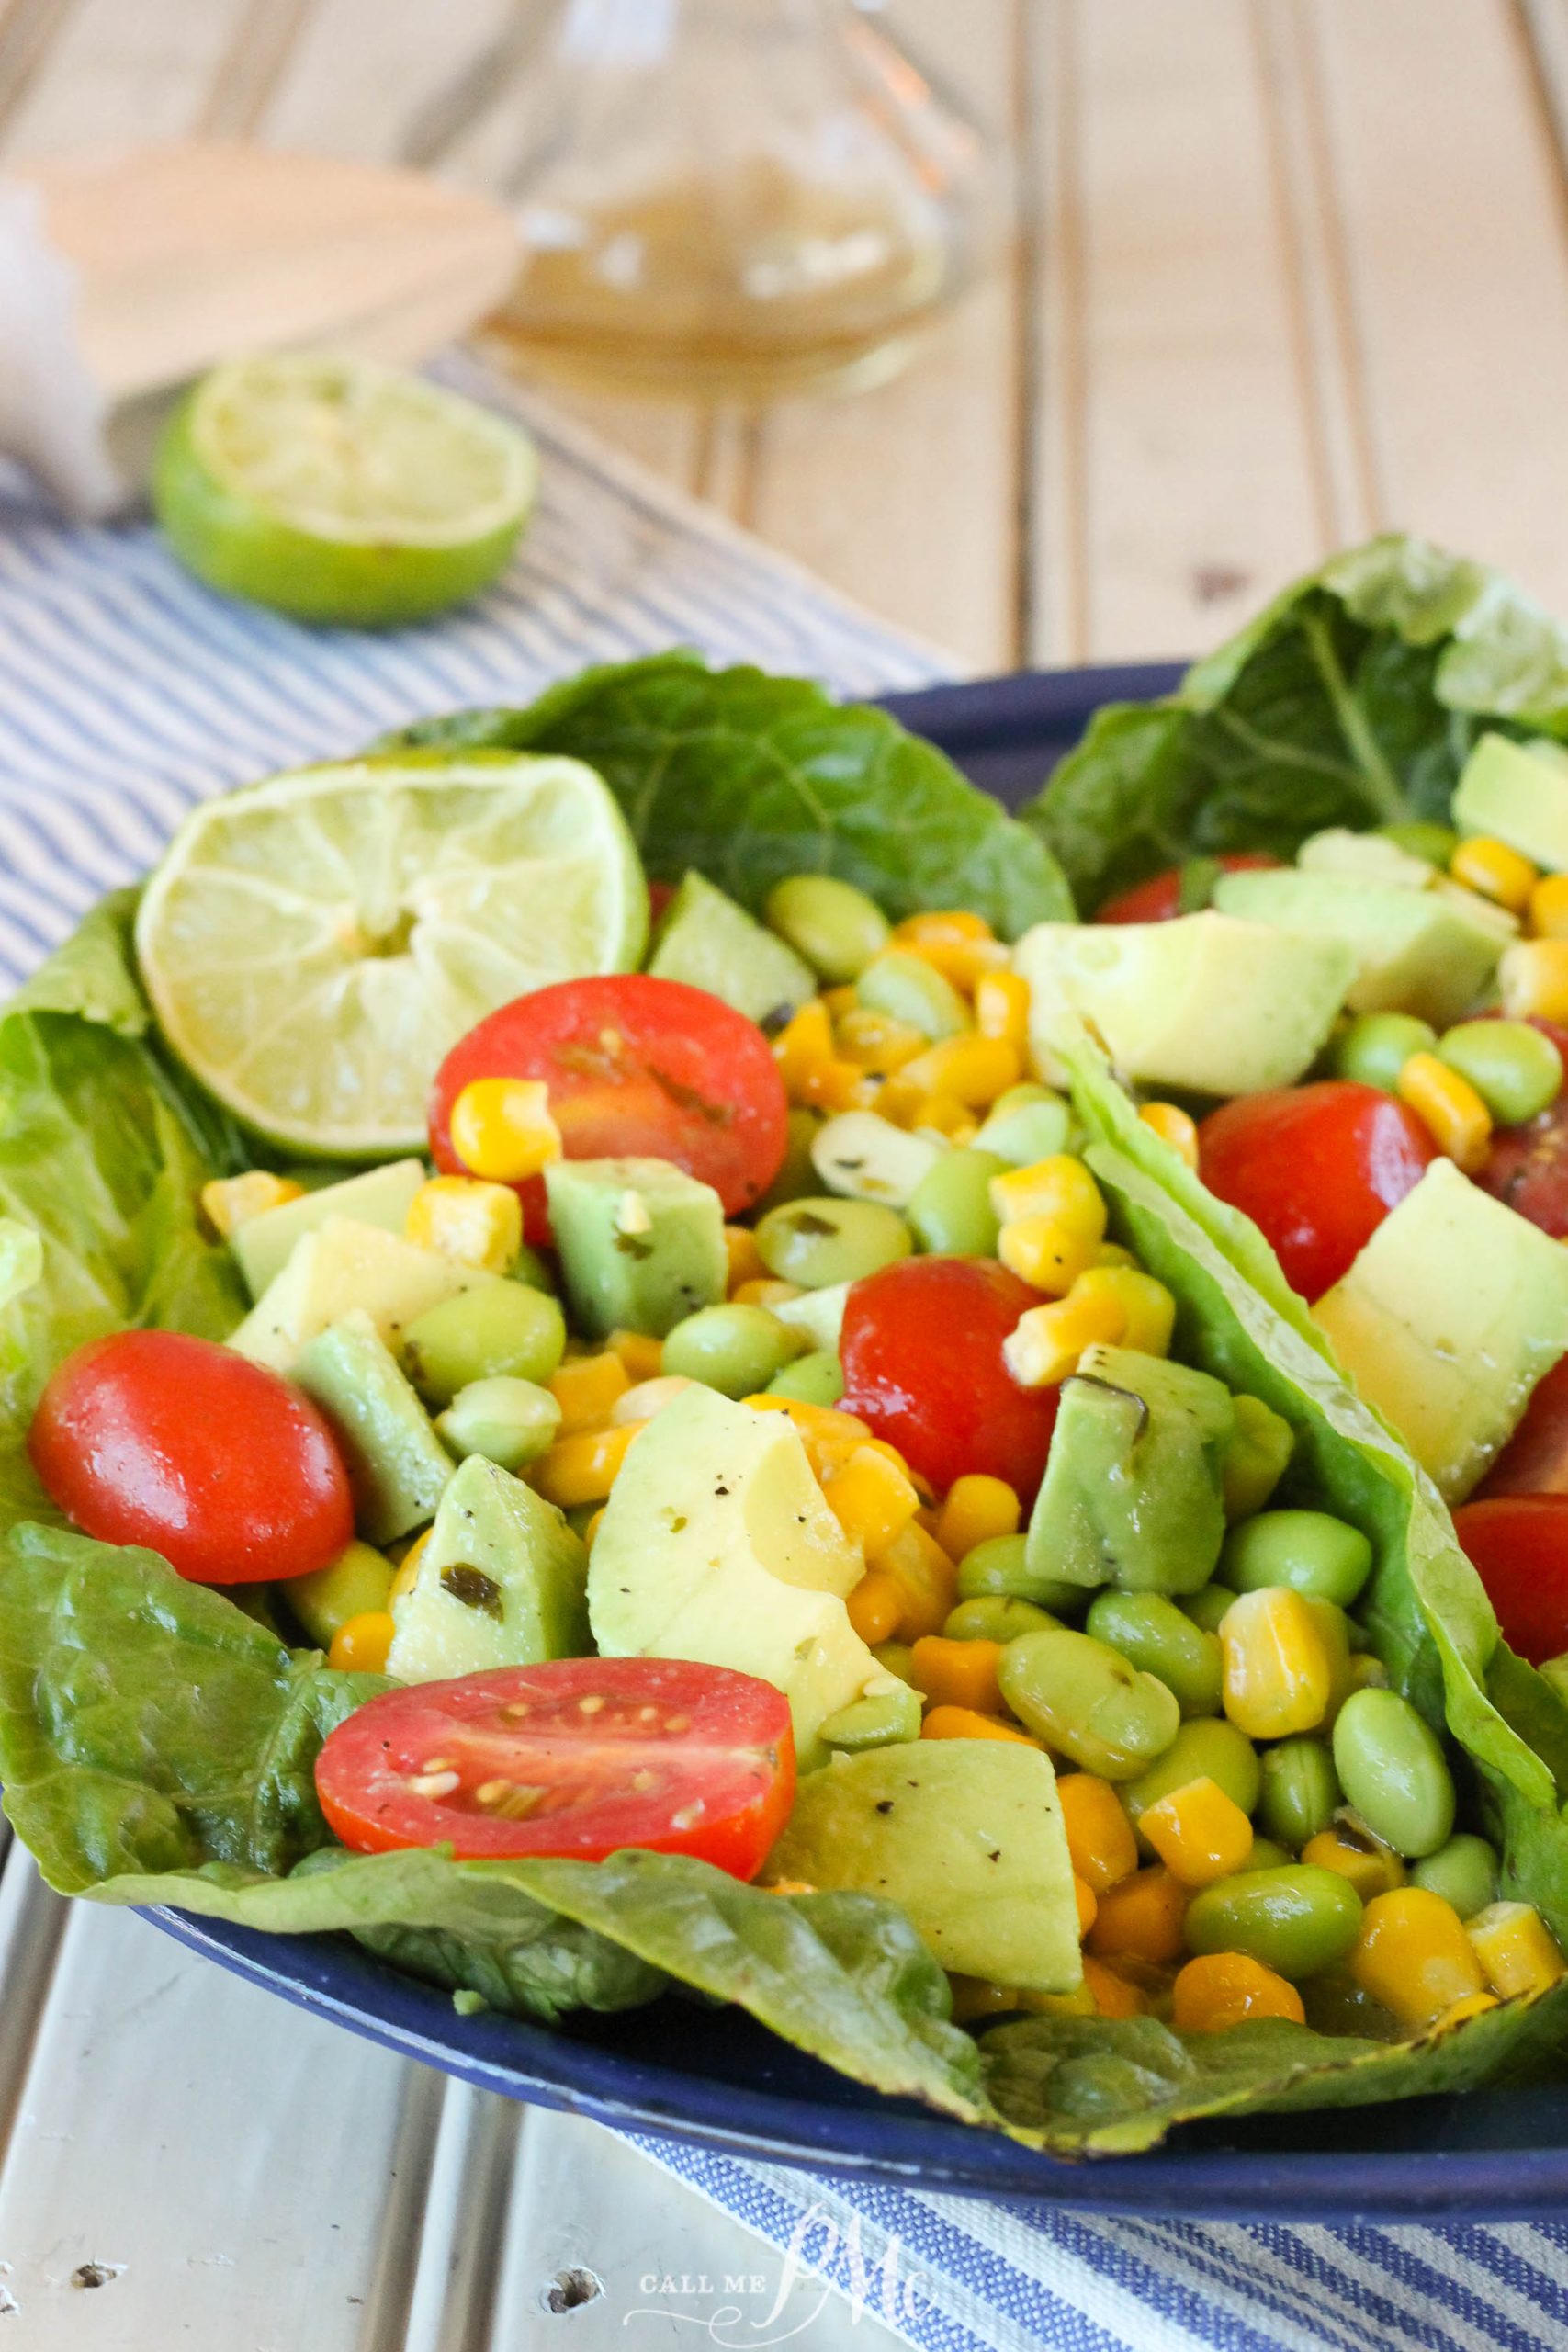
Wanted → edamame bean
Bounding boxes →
[1220,1510,1373,1609]
[754,1197,913,1290]
[1438,1019,1562,1125]
[1302,1973,1402,2040]
[1246,1837,1293,1871]
[998,1628,1180,1778]
[943,1595,1061,1644]
[508,1243,557,1294]
[1181,1584,1235,1634]
[435,1374,562,1469]
[288,1539,394,1648]
[403,1280,565,1406]
[1222,1394,1294,1521]
[1122,1717,1261,1836]
[1184,1865,1363,1980]
[1331,1687,1455,1859]
[957,1533,1089,1617]
[764,874,890,983]
[856,950,970,1040]
[1330,1012,1438,1094]
[767,1348,845,1407]
[907,1148,1010,1256]
[872,1639,915,1684]
[819,1680,923,1750]
[662,1303,804,1397]
[756,1107,825,1215]
[973,1087,1074,1167]
[1084,1590,1223,1718]
[1411,1832,1500,1920]
[1375,820,1460,867]
[1258,1736,1341,1850]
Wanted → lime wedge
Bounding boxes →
[135,753,648,1157]
[152,354,537,627]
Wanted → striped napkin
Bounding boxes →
[2,358,1562,2352]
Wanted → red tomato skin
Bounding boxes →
[428,975,789,1238]
[1477,1026,1568,1238]
[315,1657,795,1876]
[1478,1357,1568,1498]
[1096,852,1279,925]
[1452,1495,1568,1665]
[839,1256,1060,1502]
[1197,1081,1438,1301]
[28,1329,352,1584]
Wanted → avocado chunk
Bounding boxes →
[589,1384,874,1766]
[1297,828,1438,890]
[648,870,816,1024]
[1025,1343,1235,1595]
[287,1539,394,1649]
[545,1156,727,1339]
[1015,912,1354,1097]
[1453,732,1568,873]
[231,1159,427,1300]
[291,1309,454,1544]
[1212,868,1503,1027]
[387,1454,589,1682]
[768,1740,1081,1992]
[231,1216,493,1374]
[773,1280,851,1352]
[1311,1159,1568,1499]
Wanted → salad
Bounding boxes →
[9,533,1568,2161]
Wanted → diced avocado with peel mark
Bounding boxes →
[1026,1343,1235,1595]
[1311,1159,1568,1500]
[1212,868,1503,1028]
[544,1157,727,1339]
[1014,912,1355,1097]
[767,1740,1082,1992]
[231,1159,427,1300]
[387,1453,589,1682]
[291,1309,454,1545]
[589,1384,874,1766]
[230,1217,494,1374]
[647,870,816,1024]
[773,1282,851,1352]
[287,1538,394,1650]
[1453,732,1568,873]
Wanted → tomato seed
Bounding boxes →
[664,1714,691,1734]
[475,1778,513,1805]
[671,1803,704,1830]
[421,1755,457,1774]
[408,1770,460,1799]
[579,1694,606,1715]
[502,1701,530,1720]
[637,1706,660,1723]
[630,1770,660,1792]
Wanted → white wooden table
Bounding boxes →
[6,1,1568,2342]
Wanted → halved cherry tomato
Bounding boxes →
[839,1256,1059,1501]
[429,975,788,1242]
[314,1657,795,1875]
[1452,1495,1568,1665]
[1478,1357,1568,1498]
[1478,1023,1568,1236]
[1197,1080,1438,1301]
[1096,852,1279,925]
[28,1329,352,1584]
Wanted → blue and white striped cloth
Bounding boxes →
[1,357,1562,2352]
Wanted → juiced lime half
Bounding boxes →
[153,354,537,627]
[135,753,648,1157]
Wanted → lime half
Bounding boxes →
[153,354,537,627]
[135,753,647,1156]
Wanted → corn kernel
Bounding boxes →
[1302,1820,1405,1901]
[835,1006,929,1076]
[1171,1951,1305,2034]
[1074,1874,1099,1938]
[824,1443,921,1556]
[405,1175,522,1272]
[1220,1586,1333,1739]
[875,1516,959,1639]
[804,1059,879,1114]
[1081,1956,1147,2018]
[935,1474,1021,1562]
[1071,1265,1176,1357]
[1140,1775,1256,1888]
[732,1277,805,1308]
[946,1974,1027,2024]
[908,1093,976,1141]
[773,999,834,1089]
[1397,1050,1493,1174]
[200,1170,305,1238]
[1530,873,1568,941]
[1350,1886,1486,2031]
[1437,1990,1500,2030]
[893,910,1005,994]
[1467,1899,1568,2000]
[1138,1101,1200,1170]
[1002,1287,1128,1388]
[746,1394,872,1442]
[389,1528,431,1605]
[1450,834,1539,913]
[975,970,1032,1053]
[920,1703,1039,1746]
[1055,1771,1140,1894]
[896,1035,1021,1111]
[822,985,859,1019]
[531,1421,639,1508]
[603,1329,662,1384]
[1500,937,1568,1024]
[989,1154,1107,1239]
[723,1227,766,1293]
[609,1374,694,1427]
[846,1568,905,1646]
[895,910,995,947]
[549,1351,631,1434]
[997,1215,1101,1295]
[449,1077,561,1183]
[328,1610,396,1673]
[909,1634,1007,1716]
[1086,1866,1189,1966]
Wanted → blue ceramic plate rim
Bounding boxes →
[145,659,1568,2218]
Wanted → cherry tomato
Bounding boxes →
[1197,1080,1438,1301]
[28,1329,352,1584]
[315,1657,795,1875]
[1096,852,1279,925]
[1479,1357,1568,1498]
[1452,1495,1568,1665]
[1478,1025,1568,1236]
[430,975,788,1241]
[839,1256,1059,1501]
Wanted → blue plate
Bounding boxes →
[150,662,1568,2219]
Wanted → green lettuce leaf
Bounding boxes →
[382,652,1074,937]
[1028,533,1568,911]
